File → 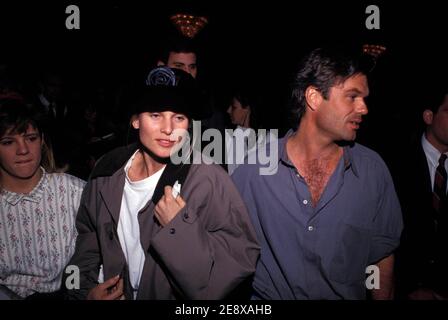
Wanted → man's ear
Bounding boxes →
[423,109,433,126]
[305,86,323,111]
[157,61,166,66]
[130,115,139,129]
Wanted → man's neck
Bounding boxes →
[425,131,448,154]
[288,121,342,162]
[0,168,43,194]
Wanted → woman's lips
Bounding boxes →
[156,139,175,148]
[15,159,33,165]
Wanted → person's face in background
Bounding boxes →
[424,94,448,153]
[227,97,250,128]
[159,52,198,79]
[132,111,189,159]
[41,74,64,103]
[0,124,43,181]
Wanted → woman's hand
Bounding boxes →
[154,186,186,227]
[87,275,124,300]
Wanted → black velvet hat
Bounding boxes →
[133,66,209,120]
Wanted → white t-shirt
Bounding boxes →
[117,150,166,299]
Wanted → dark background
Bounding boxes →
[0,0,446,157]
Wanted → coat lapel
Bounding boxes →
[139,161,192,252]
[99,168,127,227]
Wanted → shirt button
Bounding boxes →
[183,213,189,219]
[170,228,176,234]
[308,226,314,231]
[303,199,308,205]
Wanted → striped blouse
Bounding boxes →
[0,169,85,298]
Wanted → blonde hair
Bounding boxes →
[41,136,68,173]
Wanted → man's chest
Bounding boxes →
[253,165,378,234]
[298,160,339,206]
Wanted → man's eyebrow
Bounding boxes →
[345,88,363,94]
[173,62,186,66]
[345,88,369,96]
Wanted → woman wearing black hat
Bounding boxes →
[63,67,260,300]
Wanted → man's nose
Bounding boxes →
[181,66,190,75]
[358,100,368,115]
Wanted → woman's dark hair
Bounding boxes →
[0,96,57,172]
[0,97,44,138]
[291,47,373,125]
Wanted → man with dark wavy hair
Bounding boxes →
[232,47,403,300]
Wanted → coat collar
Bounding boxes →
[94,143,192,224]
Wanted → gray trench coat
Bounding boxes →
[64,144,260,300]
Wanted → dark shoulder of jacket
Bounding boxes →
[89,143,139,179]
[190,162,236,189]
